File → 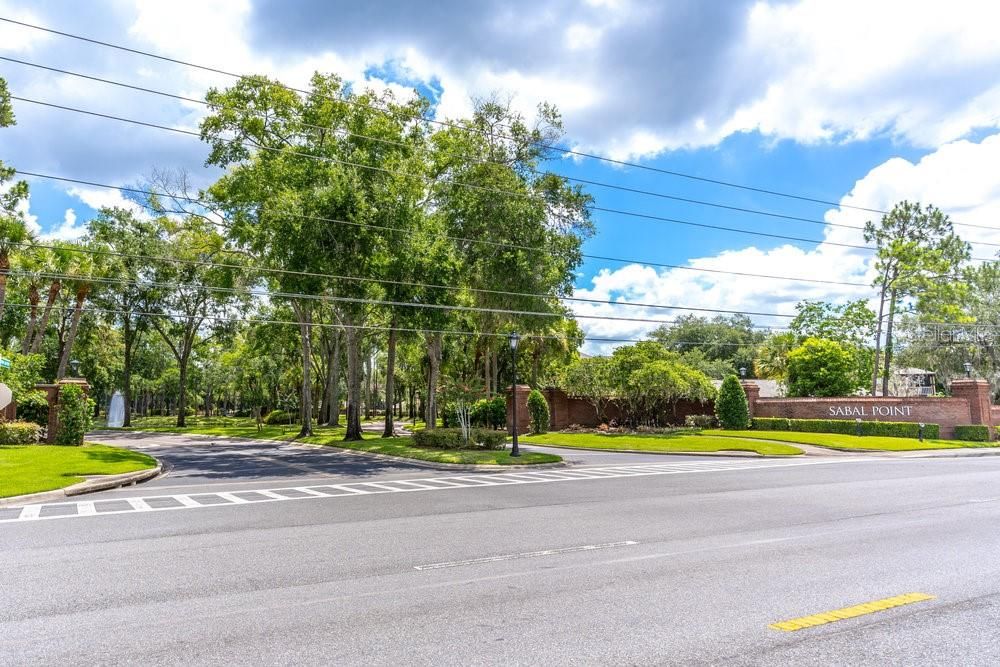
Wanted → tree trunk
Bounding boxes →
[56,288,87,379]
[293,301,314,438]
[881,287,899,397]
[382,321,398,438]
[425,333,441,429]
[329,331,341,426]
[871,281,887,395]
[319,331,333,425]
[344,325,364,441]
[0,252,8,321]
[177,353,189,427]
[364,353,373,420]
[30,281,61,354]
[21,287,39,354]
[123,319,134,427]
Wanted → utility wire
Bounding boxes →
[14,170,878,287]
[14,95,1000,253]
[0,301,770,347]
[5,268,795,327]
[0,16,897,215]
[14,56,989,234]
[10,95,889,250]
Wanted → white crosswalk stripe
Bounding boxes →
[0,458,868,524]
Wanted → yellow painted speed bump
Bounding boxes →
[769,592,935,632]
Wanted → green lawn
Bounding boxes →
[706,429,1000,451]
[117,417,559,466]
[0,444,158,499]
[521,432,803,456]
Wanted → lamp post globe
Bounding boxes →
[739,367,747,379]
[964,361,973,378]
[70,359,81,377]
[508,332,520,457]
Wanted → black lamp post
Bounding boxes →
[964,361,973,378]
[739,367,747,379]
[69,359,81,377]
[509,331,521,457]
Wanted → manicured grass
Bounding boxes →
[706,429,1000,451]
[118,418,559,465]
[521,432,803,456]
[0,444,158,498]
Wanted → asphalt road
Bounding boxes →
[4,432,1000,665]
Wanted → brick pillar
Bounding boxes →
[740,381,760,418]
[951,379,993,438]
[506,384,531,435]
[543,387,569,430]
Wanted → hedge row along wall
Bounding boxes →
[751,417,940,440]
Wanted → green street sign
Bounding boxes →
[0,358,10,369]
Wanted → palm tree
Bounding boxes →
[16,246,46,355]
[0,217,34,321]
[28,243,73,354]
[56,248,96,379]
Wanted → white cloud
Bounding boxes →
[575,132,1000,353]
[42,208,87,241]
[0,2,51,53]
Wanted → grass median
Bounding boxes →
[116,417,560,466]
[520,431,803,456]
[705,429,1000,451]
[0,444,158,499]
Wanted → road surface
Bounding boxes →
[4,432,1000,665]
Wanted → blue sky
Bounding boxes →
[2,0,1000,349]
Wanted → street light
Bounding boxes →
[69,359,81,377]
[508,331,521,457]
[964,361,973,378]
[739,367,747,379]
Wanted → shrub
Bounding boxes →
[487,396,506,429]
[469,397,508,429]
[263,409,293,425]
[786,338,857,397]
[412,428,507,450]
[751,417,940,440]
[55,384,95,446]
[527,389,549,434]
[16,390,50,427]
[715,375,750,429]
[954,425,991,442]
[0,420,41,444]
[684,414,717,428]
[470,399,490,428]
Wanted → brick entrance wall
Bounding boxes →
[744,379,992,440]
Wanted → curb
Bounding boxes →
[0,463,162,508]
[517,442,798,459]
[102,430,568,471]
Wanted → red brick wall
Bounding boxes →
[751,397,973,439]
[516,387,713,430]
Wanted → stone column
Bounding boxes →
[740,381,761,418]
[951,378,993,438]
[506,384,532,435]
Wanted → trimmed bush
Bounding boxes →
[55,384,95,446]
[954,425,991,442]
[684,414,717,428]
[751,417,940,440]
[469,397,507,429]
[0,420,42,444]
[527,389,549,434]
[715,375,750,429]
[412,428,507,450]
[263,409,293,425]
[16,390,50,427]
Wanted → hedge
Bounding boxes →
[527,389,549,434]
[716,375,750,429]
[954,425,991,442]
[412,428,507,450]
[0,420,42,444]
[751,417,940,440]
[263,409,294,425]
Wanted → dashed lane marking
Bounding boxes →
[413,541,640,570]
[769,592,936,631]
[3,458,869,524]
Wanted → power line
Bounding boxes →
[0,301,769,347]
[6,268,795,327]
[0,15,897,216]
[16,55,990,235]
[14,95,1000,254]
[10,95,886,250]
[14,170,878,287]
